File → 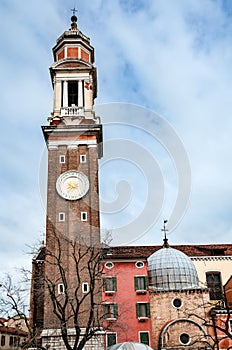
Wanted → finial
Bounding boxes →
[71,7,78,16]
[161,220,169,248]
[70,7,78,30]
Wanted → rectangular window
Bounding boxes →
[13,337,17,347]
[134,276,148,291]
[1,335,5,346]
[206,272,223,300]
[58,283,65,294]
[136,303,150,318]
[107,333,117,347]
[82,282,89,294]
[81,212,87,222]
[103,277,117,292]
[104,303,118,319]
[139,332,150,345]
[68,81,78,106]
[59,155,65,164]
[9,336,13,347]
[80,154,86,163]
[59,212,65,222]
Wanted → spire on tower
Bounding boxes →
[162,220,169,248]
[70,7,78,30]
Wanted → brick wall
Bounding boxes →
[150,289,211,349]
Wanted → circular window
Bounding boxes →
[172,298,182,308]
[105,261,114,269]
[135,261,144,268]
[180,333,190,345]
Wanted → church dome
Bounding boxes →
[148,242,199,291]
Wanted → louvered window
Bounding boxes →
[103,277,117,292]
[134,276,148,291]
[104,303,118,319]
[136,303,150,318]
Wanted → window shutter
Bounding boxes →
[113,304,118,318]
[104,304,108,318]
[113,277,117,291]
[103,278,107,292]
[145,276,149,290]
[146,303,150,318]
[136,303,140,318]
[134,277,139,290]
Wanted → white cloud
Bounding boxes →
[0,0,232,274]
[91,0,232,244]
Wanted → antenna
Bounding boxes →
[161,219,169,247]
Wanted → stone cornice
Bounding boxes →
[149,287,208,294]
[191,256,232,261]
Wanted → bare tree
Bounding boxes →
[184,294,232,350]
[0,273,39,348]
[0,230,119,350]
[29,230,106,350]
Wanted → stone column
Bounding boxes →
[54,80,62,110]
[78,80,83,107]
[63,80,68,107]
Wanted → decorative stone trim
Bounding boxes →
[191,256,232,261]
[48,139,97,147]
[48,145,59,150]
[150,287,208,294]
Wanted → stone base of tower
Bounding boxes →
[41,328,105,350]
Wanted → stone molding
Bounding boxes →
[191,256,232,261]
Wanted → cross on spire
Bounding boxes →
[71,7,78,16]
[162,219,169,247]
[70,7,78,30]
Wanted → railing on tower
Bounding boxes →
[60,106,85,118]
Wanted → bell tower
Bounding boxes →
[40,13,104,350]
[48,13,99,126]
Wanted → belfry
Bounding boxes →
[30,13,104,350]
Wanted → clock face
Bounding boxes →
[56,170,89,200]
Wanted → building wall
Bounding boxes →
[214,314,232,349]
[29,258,45,337]
[102,259,152,347]
[41,329,104,350]
[43,133,101,331]
[31,243,232,349]
[0,329,27,350]
[192,257,232,287]
[150,289,211,349]
[224,275,232,307]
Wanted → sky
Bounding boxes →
[0,0,232,274]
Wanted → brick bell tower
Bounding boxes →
[39,13,104,350]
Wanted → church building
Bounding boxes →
[102,235,232,349]
[30,13,232,350]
